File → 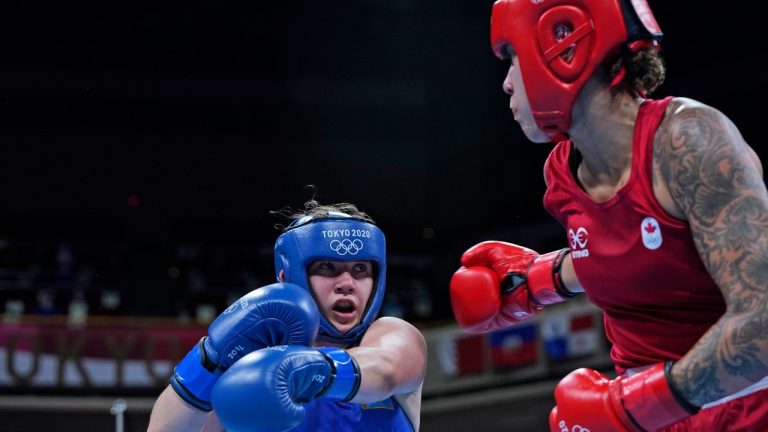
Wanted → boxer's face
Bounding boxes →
[503,49,550,144]
[308,260,374,334]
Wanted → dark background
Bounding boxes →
[0,1,765,321]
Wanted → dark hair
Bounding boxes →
[293,199,373,222]
[608,47,666,95]
[270,187,374,230]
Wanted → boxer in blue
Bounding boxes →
[148,201,427,432]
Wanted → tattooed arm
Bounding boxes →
[655,97,768,407]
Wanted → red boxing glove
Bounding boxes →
[549,363,698,432]
[450,241,575,333]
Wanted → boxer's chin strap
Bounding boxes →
[610,66,648,99]
[610,66,627,88]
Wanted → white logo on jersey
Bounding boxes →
[640,216,662,250]
[568,227,590,259]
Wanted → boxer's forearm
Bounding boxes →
[671,310,768,407]
[559,253,584,294]
[148,386,221,432]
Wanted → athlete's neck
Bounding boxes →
[568,76,643,187]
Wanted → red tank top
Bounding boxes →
[543,97,725,373]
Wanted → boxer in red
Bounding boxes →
[450,1,768,430]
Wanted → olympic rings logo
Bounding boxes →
[329,239,364,256]
[557,420,590,432]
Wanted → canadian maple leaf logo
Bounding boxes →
[644,222,657,234]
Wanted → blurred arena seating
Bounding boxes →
[0,215,605,430]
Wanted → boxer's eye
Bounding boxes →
[310,261,337,276]
[351,263,373,278]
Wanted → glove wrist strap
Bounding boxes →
[619,362,698,431]
[527,248,578,305]
[170,338,223,411]
[664,361,700,414]
[317,347,361,402]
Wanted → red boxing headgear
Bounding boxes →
[491,0,662,142]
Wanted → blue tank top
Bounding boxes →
[288,397,415,432]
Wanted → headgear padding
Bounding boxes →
[274,212,386,345]
[491,0,662,142]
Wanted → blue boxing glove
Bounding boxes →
[210,345,361,432]
[170,283,320,411]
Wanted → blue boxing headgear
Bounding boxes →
[274,211,386,346]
